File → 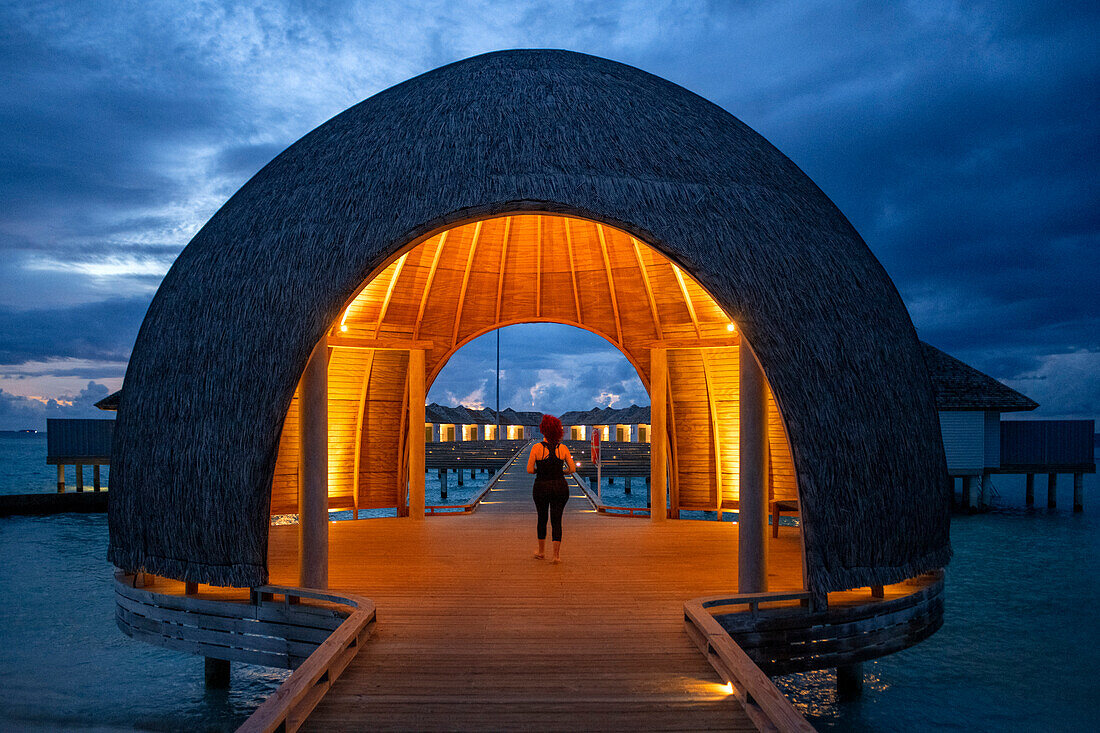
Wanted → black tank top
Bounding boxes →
[534,441,566,481]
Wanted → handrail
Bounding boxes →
[240,586,376,733]
[573,472,651,517]
[425,440,532,514]
[683,594,814,732]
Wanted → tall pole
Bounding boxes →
[649,348,668,522]
[738,337,768,593]
[299,333,329,589]
[496,328,501,442]
[408,349,426,519]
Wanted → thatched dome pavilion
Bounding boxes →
[108,50,950,593]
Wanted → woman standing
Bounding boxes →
[526,415,577,563]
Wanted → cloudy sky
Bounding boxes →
[1,0,1096,429]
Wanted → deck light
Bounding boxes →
[340,324,348,332]
[726,323,736,332]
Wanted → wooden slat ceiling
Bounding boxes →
[335,214,738,388]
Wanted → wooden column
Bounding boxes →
[438,468,447,500]
[205,657,230,688]
[56,465,65,493]
[837,662,863,699]
[963,475,977,510]
[408,349,426,519]
[93,465,101,492]
[739,338,769,593]
[1073,473,1084,513]
[1047,473,1057,509]
[299,334,329,590]
[75,464,84,493]
[1025,473,1035,507]
[649,348,668,522]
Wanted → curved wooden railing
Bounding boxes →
[683,591,814,732]
[114,572,375,732]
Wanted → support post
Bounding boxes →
[93,465,101,492]
[739,338,769,593]
[979,472,989,507]
[649,348,668,522]
[625,476,631,495]
[1025,473,1035,507]
[963,475,977,510]
[457,469,464,486]
[76,464,84,493]
[408,349,426,519]
[299,334,329,590]
[205,658,230,689]
[1047,473,1057,509]
[837,663,864,699]
[1073,473,1084,513]
[56,465,65,493]
[438,468,447,500]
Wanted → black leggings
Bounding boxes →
[533,479,570,542]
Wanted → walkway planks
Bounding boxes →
[260,451,806,731]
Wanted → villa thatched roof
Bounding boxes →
[425,403,541,426]
[109,50,951,592]
[921,343,1038,412]
[560,405,651,426]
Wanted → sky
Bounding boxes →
[0,0,1096,430]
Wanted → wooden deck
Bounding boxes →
[257,454,808,731]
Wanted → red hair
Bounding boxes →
[539,414,563,443]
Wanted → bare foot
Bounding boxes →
[550,557,562,564]
[534,553,545,559]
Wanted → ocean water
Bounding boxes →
[1,433,1096,731]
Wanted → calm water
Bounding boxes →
[1,433,1097,731]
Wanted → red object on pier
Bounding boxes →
[590,429,601,466]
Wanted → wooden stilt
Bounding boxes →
[1047,473,1057,509]
[739,338,769,593]
[75,464,84,493]
[624,476,631,495]
[93,465,101,492]
[963,475,977,510]
[56,465,65,493]
[837,663,863,699]
[205,657,230,688]
[1073,473,1084,513]
[439,468,447,500]
[457,469,464,486]
[1025,473,1035,507]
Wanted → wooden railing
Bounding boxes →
[573,473,651,517]
[683,592,815,732]
[425,440,532,514]
[114,572,375,733]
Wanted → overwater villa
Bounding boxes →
[107,50,957,731]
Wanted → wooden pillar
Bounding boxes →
[205,657,230,688]
[408,349,426,519]
[1047,473,1057,509]
[1073,473,1084,513]
[837,663,863,699]
[298,334,329,590]
[457,468,464,486]
[979,472,989,507]
[625,476,631,495]
[438,468,447,500]
[56,465,65,493]
[649,348,668,522]
[1025,473,1035,507]
[739,338,769,593]
[962,475,977,510]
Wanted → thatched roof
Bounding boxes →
[560,405,651,426]
[921,343,1038,412]
[95,390,121,411]
[109,50,950,592]
[426,403,541,426]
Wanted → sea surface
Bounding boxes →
[1,432,1097,731]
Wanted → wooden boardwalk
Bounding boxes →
[260,450,806,731]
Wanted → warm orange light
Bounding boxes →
[340,324,349,332]
[722,681,733,695]
[726,323,736,332]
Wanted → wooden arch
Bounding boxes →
[270,213,797,518]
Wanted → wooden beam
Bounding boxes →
[631,237,663,339]
[413,231,447,339]
[329,337,434,351]
[701,351,723,520]
[396,368,409,517]
[299,334,329,589]
[407,350,426,519]
[350,349,376,515]
[739,338,769,593]
[650,348,668,522]
[495,217,512,324]
[563,218,582,323]
[373,254,407,337]
[636,337,739,349]
[452,221,483,347]
[672,264,702,338]
[596,224,623,346]
[666,368,680,519]
[535,215,542,319]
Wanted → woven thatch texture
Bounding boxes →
[109,50,950,590]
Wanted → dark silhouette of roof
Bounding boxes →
[921,344,1038,412]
